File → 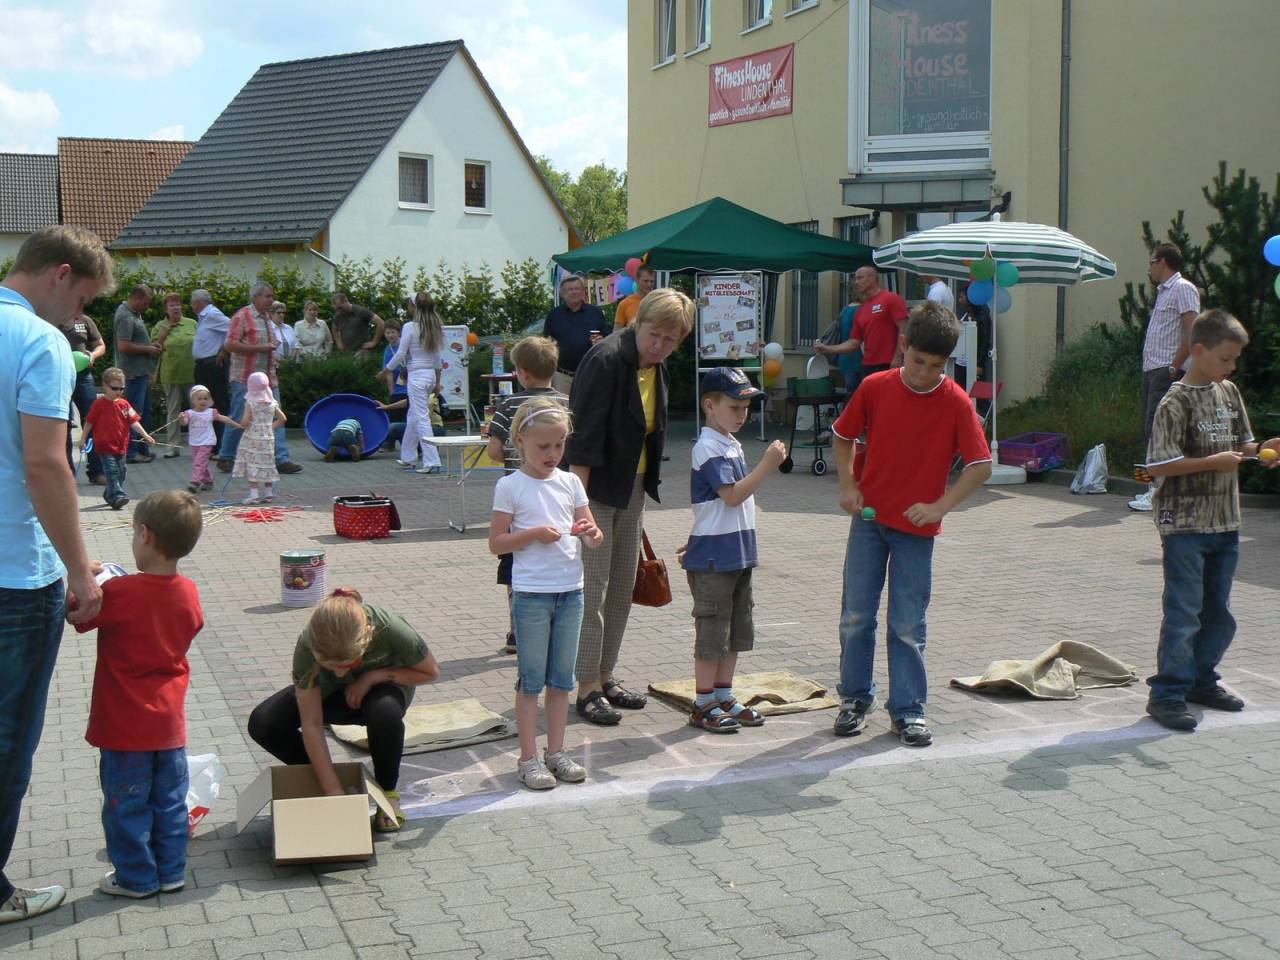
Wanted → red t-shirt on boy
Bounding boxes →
[83,396,140,456]
[851,290,910,366]
[832,369,991,538]
[76,573,204,751]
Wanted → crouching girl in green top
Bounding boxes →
[247,587,440,831]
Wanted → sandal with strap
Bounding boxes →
[576,690,622,726]
[602,679,647,710]
[372,788,405,832]
[690,702,740,734]
[719,699,765,727]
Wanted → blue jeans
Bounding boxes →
[101,453,127,504]
[124,376,150,458]
[1148,531,1239,703]
[512,589,583,693]
[99,748,189,894]
[68,371,102,477]
[837,516,934,720]
[218,381,289,463]
[0,581,65,902]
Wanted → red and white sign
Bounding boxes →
[708,44,794,128]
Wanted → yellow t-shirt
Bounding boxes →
[615,293,643,329]
[636,366,657,474]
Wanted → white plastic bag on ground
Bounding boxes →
[186,753,226,836]
[1070,443,1109,494]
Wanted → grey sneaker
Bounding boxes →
[0,885,65,924]
[518,756,556,790]
[834,697,877,737]
[893,716,933,747]
[543,749,587,783]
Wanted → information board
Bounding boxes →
[439,325,470,411]
[695,273,763,361]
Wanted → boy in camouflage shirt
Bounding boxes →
[1144,309,1279,730]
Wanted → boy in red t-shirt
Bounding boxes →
[830,302,992,747]
[74,490,204,897]
[81,367,155,510]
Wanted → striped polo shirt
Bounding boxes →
[1142,272,1200,372]
[683,426,757,573]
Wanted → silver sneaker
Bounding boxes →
[518,755,556,790]
[543,749,587,783]
[1127,492,1153,512]
[0,885,65,924]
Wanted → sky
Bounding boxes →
[0,0,627,175]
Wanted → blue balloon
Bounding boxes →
[615,275,634,297]
[1264,234,1280,267]
[996,286,1013,314]
[967,280,994,306]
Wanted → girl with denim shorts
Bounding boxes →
[489,397,603,790]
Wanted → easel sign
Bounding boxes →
[440,325,470,412]
[695,272,763,361]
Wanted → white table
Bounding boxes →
[424,435,491,532]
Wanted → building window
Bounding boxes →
[743,0,772,32]
[788,220,820,349]
[836,215,874,310]
[398,154,431,207]
[850,0,992,173]
[687,0,711,51]
[464,161,490,211]
[656,0,677,64]
[786,0,818,13]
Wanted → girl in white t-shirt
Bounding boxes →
[180,385,232,493]
[489,397,603,790]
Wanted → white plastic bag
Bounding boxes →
[186,753,226,836]
[1070,443,1108,494]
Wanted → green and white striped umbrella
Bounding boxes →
[873,219,1116,285]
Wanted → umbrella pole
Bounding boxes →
[985,257,1026,485]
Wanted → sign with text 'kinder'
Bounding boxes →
[708,44,794,128]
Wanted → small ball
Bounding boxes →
[861,506,876,520]
[1260,448,1277,462]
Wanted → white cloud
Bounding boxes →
[144,123,186,141]
[0,78,60,152]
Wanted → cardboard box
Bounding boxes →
[236,762,395,865]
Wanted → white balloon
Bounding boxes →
[762,342,784,362]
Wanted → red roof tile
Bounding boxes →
[58,137,194,244]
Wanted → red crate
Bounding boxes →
[999,432,1070,473]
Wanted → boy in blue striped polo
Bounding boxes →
[680,368,787,733]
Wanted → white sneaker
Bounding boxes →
[1127,490,1153,512]
[98,872,155,898]
[543,749,587,783]
[396,460,417,467]
[518,756,556,790]
[0,885,66,924]
[415,465,441,474]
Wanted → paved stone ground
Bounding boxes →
[3,420,1279,959]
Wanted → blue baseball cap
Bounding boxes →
[701,366,764,400]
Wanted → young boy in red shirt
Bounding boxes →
[74,489,204,897]
[80,366,155,510]
[830,301,992,747]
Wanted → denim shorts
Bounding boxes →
[512,589,582,694]
[327,426,359,448]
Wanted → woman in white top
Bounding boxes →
[383,292,445,472]
[293,300,333,358]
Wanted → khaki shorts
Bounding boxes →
[688,568,755,660]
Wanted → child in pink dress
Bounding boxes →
[227,372,286,504]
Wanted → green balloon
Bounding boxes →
[970,257,996,281]
[72,351,91,373]
[996,262,1020,287]
[1275,274,1280,299]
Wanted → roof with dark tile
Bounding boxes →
[58,137,194,243]
[0,153,59,233]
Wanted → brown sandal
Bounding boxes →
[719,699,765,727]
[690,703,740,733]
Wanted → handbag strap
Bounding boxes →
[640,530,656,562]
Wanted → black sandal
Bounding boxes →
[576,690,622,725]
[602,679,647,710]
[690,703,740,734]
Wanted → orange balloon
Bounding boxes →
[763,359,782,379]
[466,332,479,346]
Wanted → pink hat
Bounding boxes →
[246,371,273,404]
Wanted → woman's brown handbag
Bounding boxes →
[632,530,672,607]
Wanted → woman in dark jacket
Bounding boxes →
[567,288,695,724]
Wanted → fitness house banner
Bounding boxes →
[708,44,794,128]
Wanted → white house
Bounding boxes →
[114,41,579,281]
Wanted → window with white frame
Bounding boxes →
[836,215,874,310]
[656,0,677,64]
[687,0,711,51]
[464,161,490,211]
[744,0,772,32]
[849,0,992,173]
[398,154,432,207]
[788,220,820,348]
[787,0,817,13]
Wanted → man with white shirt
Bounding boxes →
[924,275,955,312]
[1129,243,1200,512]
[191,288,232,446]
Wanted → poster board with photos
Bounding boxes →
[439,325,470,411]
[695,273,763,361]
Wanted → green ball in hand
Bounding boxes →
[72,351,91,373]
[861,506,876,521]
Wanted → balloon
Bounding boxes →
[763,359,782,380]
[762,341,784,362]
[1274,274,1280,299]
[967,280,994,306]
[970,257,996,281]
[995,262,1020,287]
[72,351,91,373]
[624,257,643,278]
[615,275,634,297]
[996,287,1013,314]
[466,332,479,346]
[1264,235,1280,266]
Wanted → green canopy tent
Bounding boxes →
[552,196,874,274]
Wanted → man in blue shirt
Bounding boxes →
[542,274,608,397]
[0,225,113,925]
